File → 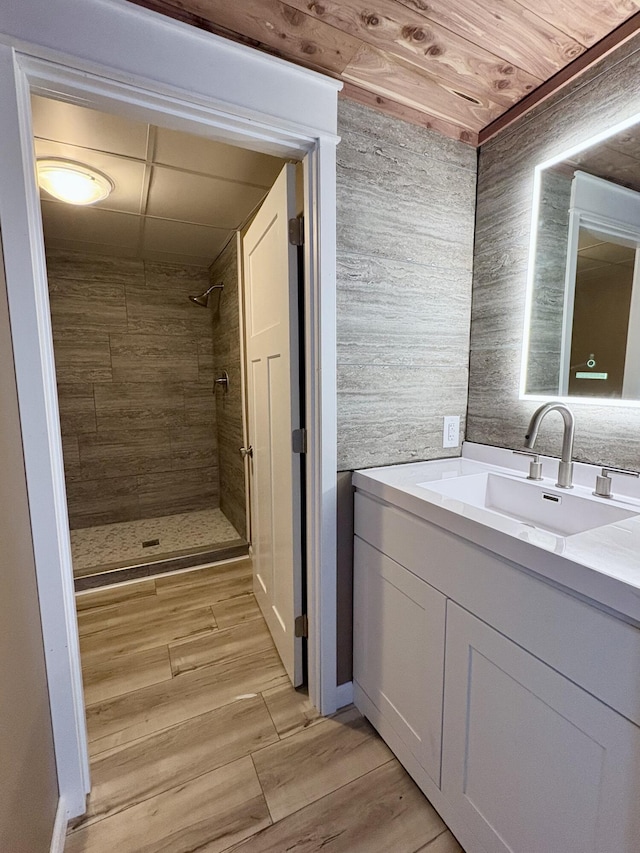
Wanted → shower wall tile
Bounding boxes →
[336,100,476,472]
[211,237,246,539]
[110,332,199,383]
[44,249,145,285]
[184,382,217,426]
[93,383,185,431]
[47,248,221,527]
[56,383,97,435]
[48,279,128,333]
[137,466,219,517]
[77,430,172,479]
[170,424,218,470]
[52,330,112,383]
[65,475,140,529]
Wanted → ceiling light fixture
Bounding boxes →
[37,158,114,206]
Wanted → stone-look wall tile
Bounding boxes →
[211,238,246,539]
[337,132,476,272]
[48,278,128,333]
[337,256,471,366]
[65,476,140,529]
[337,364,468,471]
[170,424,218,471]
[184,382,217,426]
[56,383,97,435]
[110,332,199,383]
[48,249,221,527]
[45,248,145,285]
[468,36,640,469]
[137,467,219,517]
[52,330,112,383]
[77,430,173,479]
[337,99,477,171]
[94,383,185,431]
[336,100,476,472]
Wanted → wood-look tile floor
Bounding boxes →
[68,558,463,853]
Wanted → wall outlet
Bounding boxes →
[443,415,460,448]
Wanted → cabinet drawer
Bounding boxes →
[353,537,445,787]
[442,602,640,853]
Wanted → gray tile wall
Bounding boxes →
[335,100,477,684]
[468,34,640,468]
[48,249,220,528]
[211,239,247,539]
[336,99,477,472]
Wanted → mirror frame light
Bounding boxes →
[520,108,640,408]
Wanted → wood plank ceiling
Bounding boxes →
[129,0,640,145]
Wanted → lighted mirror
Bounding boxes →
[522,119,640,402]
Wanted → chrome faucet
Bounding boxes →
[524,402,575,489]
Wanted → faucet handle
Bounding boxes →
[593,466,639,499]
[512,450,543,481]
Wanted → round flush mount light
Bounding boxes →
[37,158,114,206]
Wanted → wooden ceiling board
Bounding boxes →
[511,0,640,47]
[128,0,640,146]
[340,82,478,145]
[150,0,362,74]
[284,0,541,108]
[343,43,502,132]
[394,0,586,79]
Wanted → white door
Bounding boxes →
[243,163,303,686]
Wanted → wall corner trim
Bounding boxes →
[49,798,68,853]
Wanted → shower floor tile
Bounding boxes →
[71,508,241,578]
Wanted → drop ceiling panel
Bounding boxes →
[34,139,146,214]
[142,217,230,259]
[146,166,266,228]
[41,202,140,249]
[31,95,149,158]
[154,128,284,186]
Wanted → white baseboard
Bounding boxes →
[335,680,354,709]
[50,798,67,853]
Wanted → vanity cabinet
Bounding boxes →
[353,490,640,853]
[353,537,445,787]
[442,602,640,853]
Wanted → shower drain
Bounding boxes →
[142,538,160,548]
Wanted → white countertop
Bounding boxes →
[353,443,640,626]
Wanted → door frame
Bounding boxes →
[0,0,340,819]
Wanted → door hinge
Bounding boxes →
[292,427,307,454]
[288,216,304,246]
[294,614,308,638]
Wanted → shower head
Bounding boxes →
[189,283,224,308]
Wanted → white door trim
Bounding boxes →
[0,0,340,819]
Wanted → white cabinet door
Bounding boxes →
[353,537,446,786]
[442,602,640,853]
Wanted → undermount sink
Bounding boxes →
[418,472,639,536]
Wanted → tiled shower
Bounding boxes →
[47,245,247,582]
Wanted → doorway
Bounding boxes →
[0,7,339,818]
[31,93,285,587]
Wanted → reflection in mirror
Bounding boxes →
[524,121,640,401]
